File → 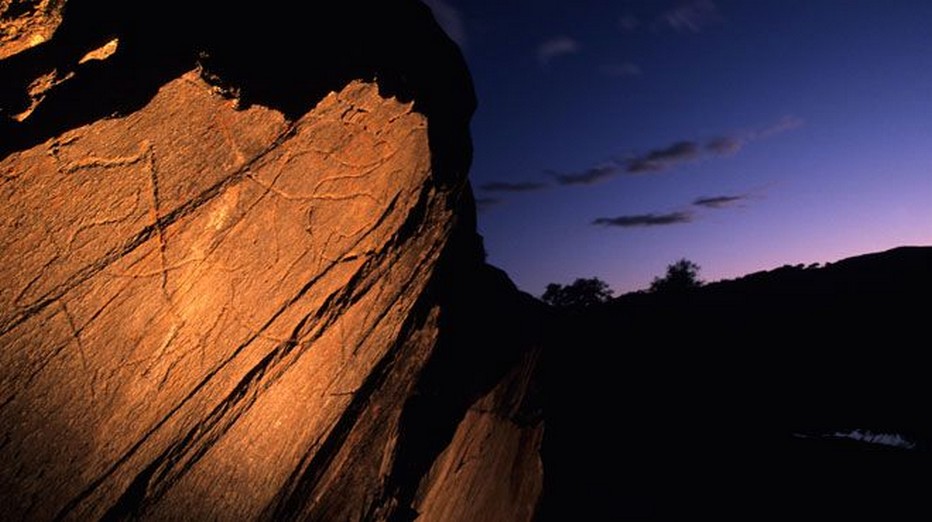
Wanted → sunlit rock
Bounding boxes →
[0,2,544,520]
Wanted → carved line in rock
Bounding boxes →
[260,185,450,520]
[50,129,448,514]
[116,193,448,519]
[0,73,452,520]
[0,123,296,337]
[0,2,510,520]
[2,87,420,412]
[54,185,395,515]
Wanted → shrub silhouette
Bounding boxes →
[649,258,702,294]
[541,277,613,308]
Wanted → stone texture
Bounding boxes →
[0,0,64,60]
[414,346,543,521]
[0,2,544,520]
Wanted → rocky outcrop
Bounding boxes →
[0,2,543,520]
[0,0,64,60]
[414,344,543,522]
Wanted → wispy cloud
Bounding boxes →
[794,429,917,450]
[551,141,700,185]
[706,115,805,156]
[537,36,581,66]
[601,62,642,77]
[479,181,548,193]
[592,191,752,229]
[692,194,747,209]
[475,197,502,211]
[593,211,694,227]
[705,135,744,156]
[661,0,721,33]
[422,0,467,48]
[626,141,701,173]
[550,164,619,186]
[754,115,804,139]
[551,116,803,186]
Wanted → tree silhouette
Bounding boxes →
[542,277,613,308]
[650,258,703,294]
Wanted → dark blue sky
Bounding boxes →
[425,0,932,295]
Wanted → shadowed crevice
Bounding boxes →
[377,206,547,521]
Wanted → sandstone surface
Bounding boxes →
[0,2,544,520]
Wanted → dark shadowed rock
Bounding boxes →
[0,2,543,520]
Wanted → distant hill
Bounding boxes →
[546,246,932,520]
[615,245,932,303]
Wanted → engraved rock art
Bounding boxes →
[0,2,544,520]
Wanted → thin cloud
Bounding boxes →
[593,192,751,229]
[661,0,721,33]
[706,135,744,156]
[755,115,804,138]
[537,36,581,66]
[553,141,701,185]
[475,197,502,211]
[479,181,548,193]
[626,141,701,173]
[593,211,694,227]
[601,62,642,77]
[550,164,620,186]
[693,194,746,209]
[826,429,917,450]
[422,0,467,48]
[552,115,802,186]
[708,115,804,154]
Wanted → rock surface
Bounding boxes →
[0,2,543,520]
[414,346,543,522]
[0,0,64,60]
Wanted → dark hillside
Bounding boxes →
[547,246,932,519]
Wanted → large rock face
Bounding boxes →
[0,2,543,520]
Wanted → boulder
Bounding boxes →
[0,2,543,520]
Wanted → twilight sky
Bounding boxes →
[425,0,932,295]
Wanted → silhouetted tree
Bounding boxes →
[542,277,614,308]
[650,258,703,294]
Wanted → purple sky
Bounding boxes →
[425,0,932,295]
